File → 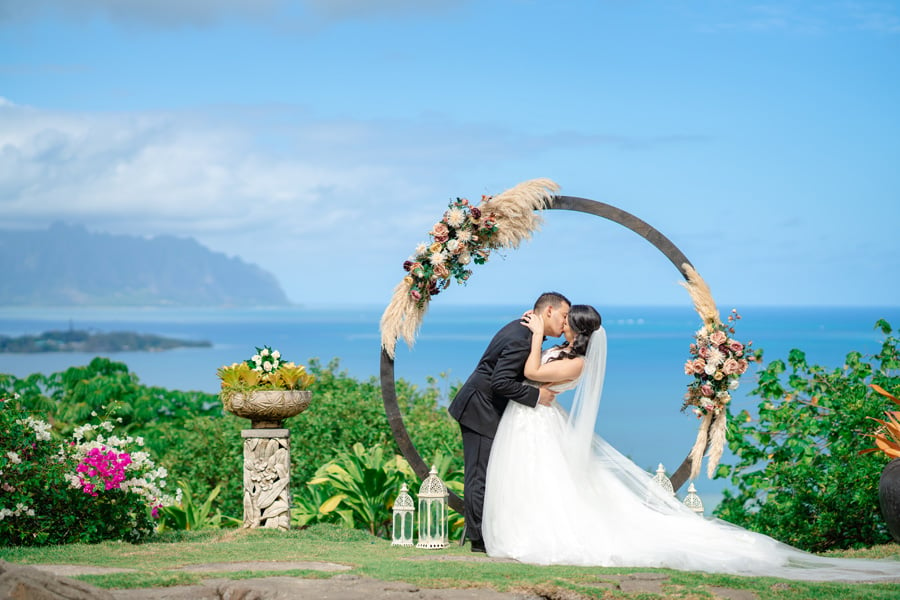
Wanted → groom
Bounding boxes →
[449,291,571,552]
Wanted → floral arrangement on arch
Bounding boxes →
[682,309,754,418]
[217,345,315,396]
[381,178,560,357]
[680,263,756,479]
[402,197,500,307]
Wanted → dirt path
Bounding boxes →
[7,559,761,600]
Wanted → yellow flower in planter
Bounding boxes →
[217,346,315,396]
[274,362,315,390]
[217,347,316,426]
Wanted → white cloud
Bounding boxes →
[304,0,461,21]
[0,98,719,304]
[695,1,900,35]
[844,1,900,33]
[0,100,412,237]
[0,0,281,26]
[0,0,463,28]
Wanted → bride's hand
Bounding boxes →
[521,311,543,335]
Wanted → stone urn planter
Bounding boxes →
[224,389,312,429]
[880,458,900,543]
[216,347,316,530]
[221,389,313,530]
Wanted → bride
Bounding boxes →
[482,305,900,581]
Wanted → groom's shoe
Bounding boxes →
[470,539,486,553]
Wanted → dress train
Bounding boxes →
[482,331,900,581]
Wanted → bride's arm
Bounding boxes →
[521,313,584,383]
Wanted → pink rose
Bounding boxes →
[729,340,744,353]
[684,360,695,375]
[738,359,749,373]
[700,384,714,398]
[431,222,449,242]
[410,289,422,301]
[698,346,711,359]
[692,358,706,375]
[723,358,741,375]
[710,331,727,345]
[433,263,450,278]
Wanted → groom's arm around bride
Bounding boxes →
[448,291,571,552]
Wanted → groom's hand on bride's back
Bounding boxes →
[538,387,557,406]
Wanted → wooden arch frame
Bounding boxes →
[380,195,698,513]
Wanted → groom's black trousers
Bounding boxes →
[460,424,493,543]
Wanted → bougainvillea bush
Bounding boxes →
[0,394,178,546]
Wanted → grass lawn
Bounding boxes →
[1,525,899,599]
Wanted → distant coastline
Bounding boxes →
[0,329,212,353]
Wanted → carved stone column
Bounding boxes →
[241,428,291,530]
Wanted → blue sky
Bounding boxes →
[1,0,898,309]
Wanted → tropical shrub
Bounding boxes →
[157,480,240,531]
[286,358,463,492]
[715,319,900,552]
[293,443,465,540]
[301,442,415,536]
[1,356,464,534]
[149,415,245,518]
[0,394,177,545]
[1,357,222,432]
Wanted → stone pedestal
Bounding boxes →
[241,428,291,530]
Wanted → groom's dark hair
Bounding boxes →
[533,291,571,312]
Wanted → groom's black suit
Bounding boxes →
[448,319,540,547]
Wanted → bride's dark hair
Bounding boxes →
[551,304,601,361]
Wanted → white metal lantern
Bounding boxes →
[391,483,415,546]
[416,465,449,549]
[682,482,705,515]
[651,463,675,496]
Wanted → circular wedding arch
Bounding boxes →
[380,195,698,513]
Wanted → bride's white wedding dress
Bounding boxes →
[482,328,900,581]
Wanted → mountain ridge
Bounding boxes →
[0,223,291,307]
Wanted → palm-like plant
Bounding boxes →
[157,480,240,531]
[305,443,416,537]
[863,384,900,459]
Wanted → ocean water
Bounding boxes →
[1,304,898,509]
